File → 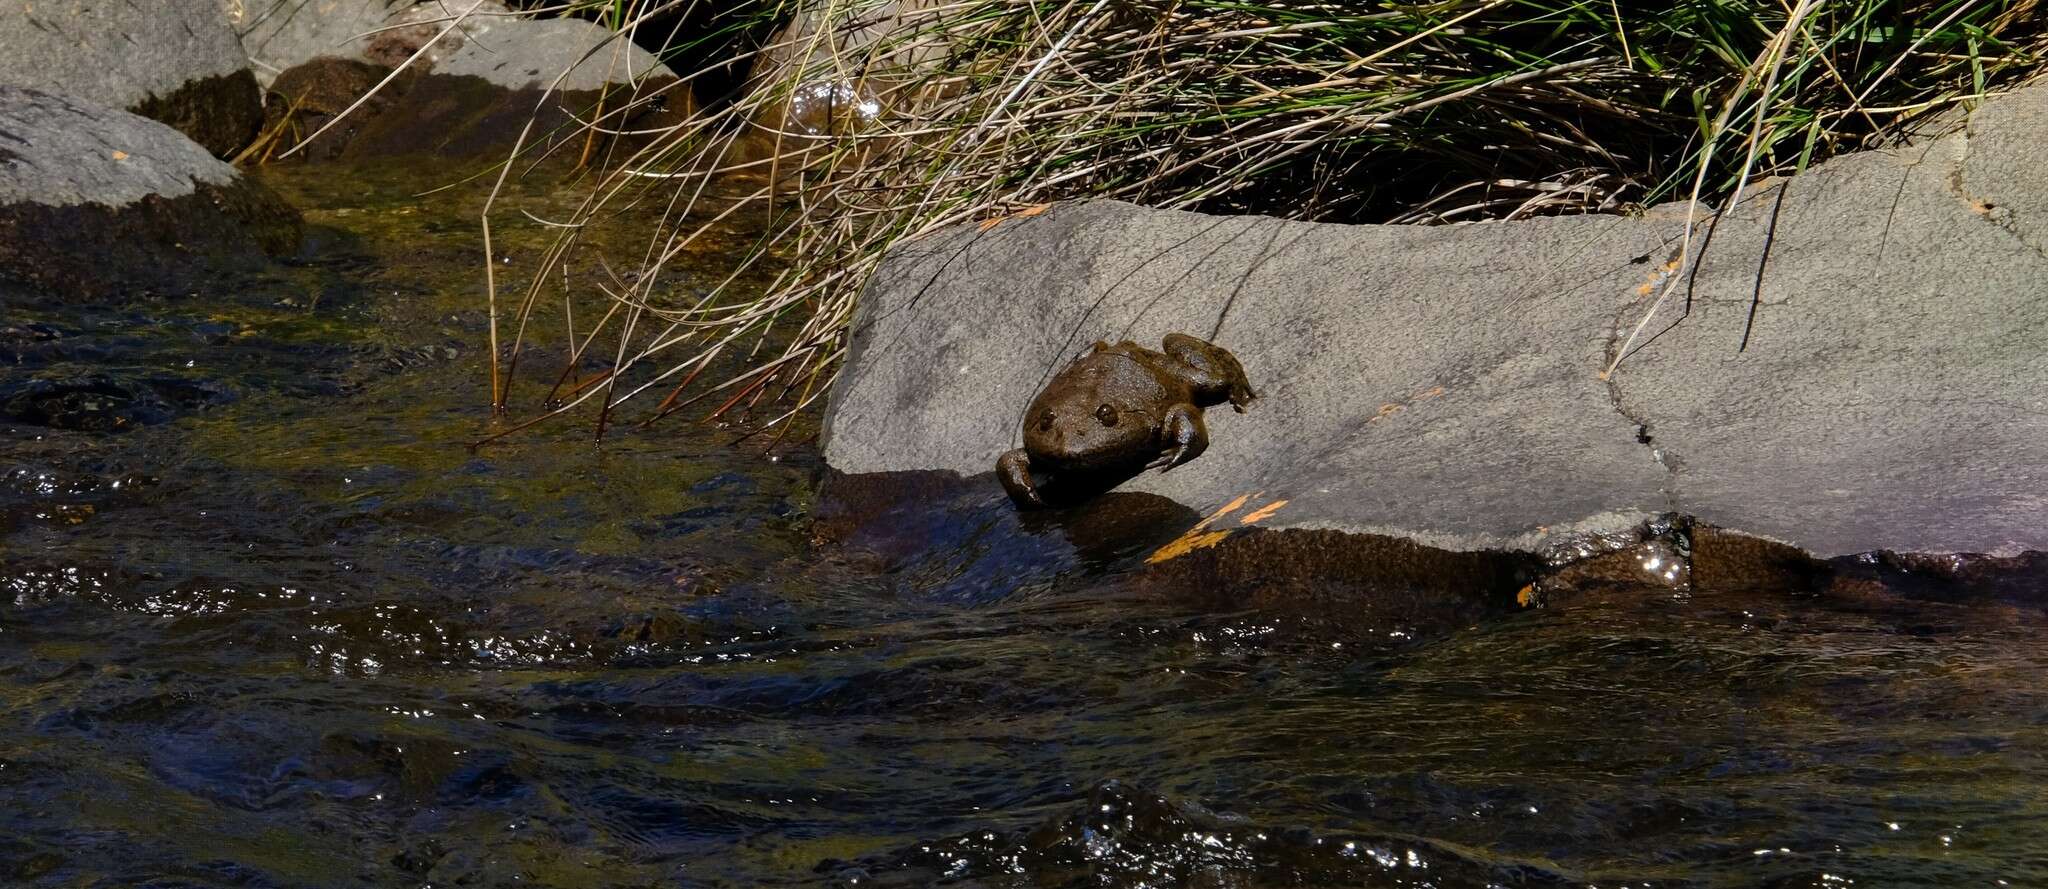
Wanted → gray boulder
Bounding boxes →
[824,84,2048,559]
[0,87,300,299]
[229,0,673,90]
[426,14,674,91]
[0,0,261,157]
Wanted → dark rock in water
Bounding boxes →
[258,58,692,162]
[0,87,301,299]
[826,82,2048,560]
[0,0,262,157]
[1,371,235,432]
[838,779,1584,887]
[1690,525,1833,593]
[1830,550,2048,606]
[125,71,265,160]
[257,58,407,161]
[1129,527,1536,642]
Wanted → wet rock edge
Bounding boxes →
[0,175,302,299]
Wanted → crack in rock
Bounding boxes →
[1948,123,2048,263]
[1600,278,1685,512]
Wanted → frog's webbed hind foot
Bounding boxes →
[1161,333,1256,412]
[997,448,1046,508]
[1145,404,1209,473]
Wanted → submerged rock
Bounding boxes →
[0,0,262,157]
[0,87,301,299]
[1,371,235,432]
[824,82,2048,561]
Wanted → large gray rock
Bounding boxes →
[228,0,672,90]
[0,0,261,156]
[824,85,2048,559]
[0,87,300,298]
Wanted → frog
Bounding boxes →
[997,333,1255,508]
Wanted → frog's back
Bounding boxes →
[1033,347,1183,412]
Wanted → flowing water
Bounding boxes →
[4,162,2048,888]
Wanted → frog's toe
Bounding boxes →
[1155,404,1209,473]
[1229,383,1256,413]
[997,448,1045,507]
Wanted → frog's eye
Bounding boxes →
[1037,410,1056,431]
[1095,404,1119,426]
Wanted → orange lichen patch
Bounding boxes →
[1635,256,1682,296]
[1239,498,1288,525]
[1146,491,1258,564]
[1204,492,1254,526]
[1367,385,1448,424]
[977,203,1053,232]
[1145,529,1235,564]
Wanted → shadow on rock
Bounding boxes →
[822,778,1584,888]
[812,469,1199,603]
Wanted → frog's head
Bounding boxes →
[1021,393,1156,473]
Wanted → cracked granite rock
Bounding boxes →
[823,83,2048,558]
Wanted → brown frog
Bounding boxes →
[998,333,1255,508]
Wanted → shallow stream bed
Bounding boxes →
[3,163,2047,888]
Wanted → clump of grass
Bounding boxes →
[485,0,2046,437]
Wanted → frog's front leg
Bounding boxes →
[997,448,1046,507]
[1145,404,1209,473]
[1160,333,1256,412]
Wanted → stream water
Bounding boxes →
[4,162,2047,888]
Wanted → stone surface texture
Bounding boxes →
[228,0,672,90]
[0,87,300,297]
[0,89,235,205]
[1,0,247,105]
[428,14,672,91]
[825,84,2048,559]
[1,0,261,155]
[228,0,409,86]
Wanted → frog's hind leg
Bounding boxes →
[1146,404,1209,473]
[997,448,1046,508]
[1161,333,1256,412]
